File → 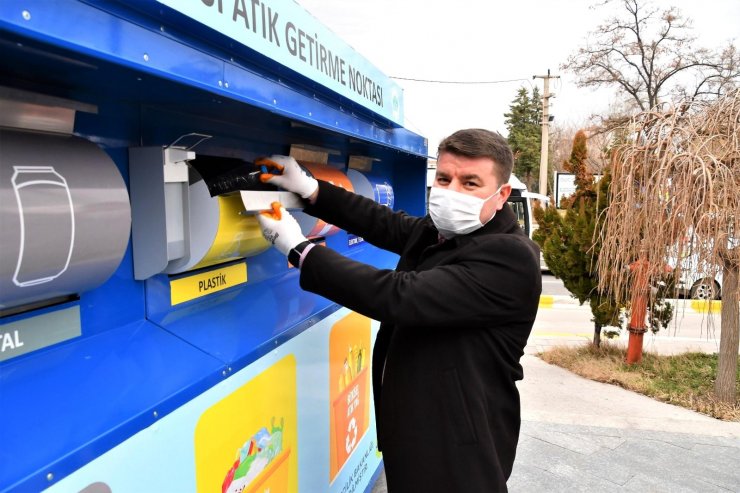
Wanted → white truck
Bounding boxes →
[506,175,550,271]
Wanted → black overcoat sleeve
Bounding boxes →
[299,181,540,328]
[303,180,424,255]
[300,235,538,328]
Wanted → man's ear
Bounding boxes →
[498,184,513,202]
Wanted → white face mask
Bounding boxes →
[429,186,502,239]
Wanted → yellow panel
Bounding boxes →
[194,355,298,493]
[170,262,247,306]
[193,194,270,271]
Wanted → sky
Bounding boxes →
[295,0,740,153]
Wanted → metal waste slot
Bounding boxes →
[0,129,131,311]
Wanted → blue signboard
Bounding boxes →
[156,0,404,126]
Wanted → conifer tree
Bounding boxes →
[534,131,622,346]
[505,87,542,190]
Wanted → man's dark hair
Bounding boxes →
[437,128,514,185]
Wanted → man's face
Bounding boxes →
[434,151,512,223]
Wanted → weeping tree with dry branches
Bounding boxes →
[597,90,740,404]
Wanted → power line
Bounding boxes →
[389,76,530,85]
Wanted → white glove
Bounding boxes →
[256,155,318,199]
[256,202,308,256]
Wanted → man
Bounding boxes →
[256,128,541,492]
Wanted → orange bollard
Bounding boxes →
[626,258,649,364]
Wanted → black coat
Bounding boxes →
[301,181,542,492]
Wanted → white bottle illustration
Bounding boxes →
[11,166,75,287]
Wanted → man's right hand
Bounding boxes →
[256,155,319,199]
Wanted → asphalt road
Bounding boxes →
[535,273,725,353]
[541,273,571,296]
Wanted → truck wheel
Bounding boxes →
[689,279,721,300]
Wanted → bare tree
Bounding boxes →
[550,123,612,175]
[563,0,740,113]
[550,124,579,176]
[597,90,740,404]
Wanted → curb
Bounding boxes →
[539,295,723,313]
[538,295,579,308]
[688,300,722,313]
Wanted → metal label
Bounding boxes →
[0,305,81,362]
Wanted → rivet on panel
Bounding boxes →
[153,410,158,418]
[143,53,150,62]
[224,82,229,89]
[218,80,223,87]
[22,10,31,21]
[46,473,53,481]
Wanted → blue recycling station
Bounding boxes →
[0,2,428,492]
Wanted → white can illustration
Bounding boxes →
[11,166,75,287]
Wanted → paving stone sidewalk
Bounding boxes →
[371,354,740,492]
[509,355,740,492]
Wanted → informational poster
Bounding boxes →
[329,313,371,481]
[45,308,382,493]
[554,172,576,208]
[555,172,603,208]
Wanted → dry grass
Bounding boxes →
[539,343,740,421]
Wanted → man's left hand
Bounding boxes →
[257,202,307,256]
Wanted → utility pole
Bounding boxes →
[533,69,559,197]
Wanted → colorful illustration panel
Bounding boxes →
[195,355,297,493]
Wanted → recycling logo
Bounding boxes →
[345,416,358,454]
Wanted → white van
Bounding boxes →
[667,238,725,300]
[506,176,549,271]
[664,229,739,300]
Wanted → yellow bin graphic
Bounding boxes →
[242,448,291,493]
[194,355,297,493]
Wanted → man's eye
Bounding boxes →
[436,177,450,184]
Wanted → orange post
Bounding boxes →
[626,258,649,364]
